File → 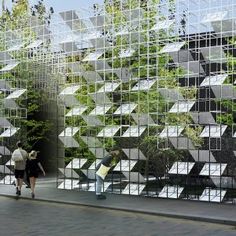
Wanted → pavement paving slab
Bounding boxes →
[0,179,235,226]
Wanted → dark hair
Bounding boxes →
[16,141,22,148]
[109,146,121,152]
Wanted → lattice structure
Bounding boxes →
[56,0,236,203]
[1,0,236,204]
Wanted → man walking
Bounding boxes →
[11,141,28,196]
[95,146,120,200]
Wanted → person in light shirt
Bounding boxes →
[95,147,121,200]
[11,141,28,196]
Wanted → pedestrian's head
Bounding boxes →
[16,141,22,148]
[109,146,121,157]
[29,150,37,159]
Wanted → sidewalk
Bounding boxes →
[0,179,235,226]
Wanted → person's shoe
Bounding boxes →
[96,194,106,200]
[26,185,31,188]
[31,193,35,199]
[16,187,19,195]
[18,190,21,196]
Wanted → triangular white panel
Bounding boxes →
[66,158,88,169]
[59,85,80,95]
[0,127,19,137]
[159,126,184,138]
[57,179,79,190]
[65,106,87,116]
[199,188,226,202]
[200,125,227,138]
[6,89,27,99]
[160,42,185,53]
[169,101,195,113]
[199,163,227,176]
[97,126,121,137]
[168,162,195,175]
[158,185,184,198]
[114,103,137,115]
[113,160,137,171]
[122,184,145,195]
[122,126,146,137]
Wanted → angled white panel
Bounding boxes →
[169,101,195,113]
[122,184,145,195]
[25,39,43,49]
[113,160,137,171]
[201,11,227,23]
[152,19,175,31]
[200,125,227,138]
[200,74,227,87]
[57,179,79,190]
[87,182,111,192]
[114,103,137,115]
[97,126,121,137]
[160,42,185,53]
[65,106,87,116]
[199,163,227,176]
[59,127,79,137]
[59,85,80,95]
[82,51,103,61]
[89,105,111,115]
[0,62,19,72]
[122,126,146,137]
[159,126,184,138]
[199,188,226,202]
[88,159,102,170]
[158,185,184,198]
[66,158,88,169]
[0,127,19,137]
[97,82,120,93]
[7,43,24,52]
[131,79,156,91]
[168,162,195,175]
[6,89,27,99]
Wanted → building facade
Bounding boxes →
[0,0,236,203]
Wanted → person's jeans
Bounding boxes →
[96,174,103,195]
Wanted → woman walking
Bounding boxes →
[26,150,46,198]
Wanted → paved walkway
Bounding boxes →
[0,178,235,226]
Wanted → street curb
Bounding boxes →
[1,193,236,226]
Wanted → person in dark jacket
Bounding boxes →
[96,147,120,200]
[26,150,46,198]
